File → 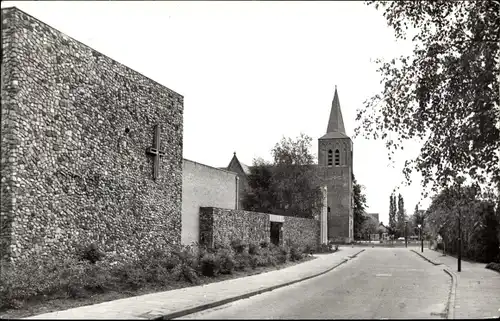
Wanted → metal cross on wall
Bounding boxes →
[146,124,166,180]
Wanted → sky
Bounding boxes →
[2,1,432,225]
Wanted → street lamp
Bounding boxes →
[455,182,464,273]
[457,209,462,272]
[405,221,408,248]
[417,224,423,253]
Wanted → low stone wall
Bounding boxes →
[284,216,320,250]
[200,207,270,248]
[199,207,320,250]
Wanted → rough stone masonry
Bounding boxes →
[0,7,184,264]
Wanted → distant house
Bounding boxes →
[377,223,390,241]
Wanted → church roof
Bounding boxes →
[227,153,252,175]
[239,162,252,175]
[325,86,347,136]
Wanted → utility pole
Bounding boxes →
[455,180,464,273]
[405,221,408,248]
[458,213,461,272]
[421,227,424,252]
[421,217,424,253]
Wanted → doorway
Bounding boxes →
[270,222,282,246]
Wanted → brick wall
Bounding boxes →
[318,138,353,242]
[0,7,183,264]
[182,159,237,245]
[199,207,320,249]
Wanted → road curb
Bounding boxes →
[411,249,442,266]
[443,268,457,320]
[153,249,365,320]
[349,249,365,258]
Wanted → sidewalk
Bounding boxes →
[25,247,364,320]
[412,249,500,319]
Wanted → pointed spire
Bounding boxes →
[326,86,346,134]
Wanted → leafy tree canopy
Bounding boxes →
[243,133,323,219]
[356,1,500,193]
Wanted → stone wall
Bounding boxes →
[199,207,320,250]
[284,215,320,250]
[0,7,184,264]
[199,207,270,248]
[182,159,237,245]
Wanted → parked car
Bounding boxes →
[397,237,405,241]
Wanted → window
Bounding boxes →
[327,150,333,166]
[335,149,340,166]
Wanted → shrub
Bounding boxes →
[171,263,199,284]
[256,249,276,267]
[217,248,235,274]
[260,241,269,248]
[248,243,260,255]
[1,258,56,309]
[249,255,258,269]
[231,239,247,254]
[316,243,338,253]
[143,264,170,285]
[172,245,200,271]
[485,262,500,273]
[77,243,105,264]
[171,245,201,283]
[0,256,118,310]
[317,243,330,253]
[136,248,180,284]
[234,252,252,271]
[112,261,147,290]
[80,263,115,293]
[269,244,288,264]
[289,246,303,262]
[200,253,220,277]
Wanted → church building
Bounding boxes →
[225,87,354,242]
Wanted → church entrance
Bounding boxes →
[270,221,282,246]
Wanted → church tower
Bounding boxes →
[318,87,353,242]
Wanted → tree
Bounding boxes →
[396,193,406,237]
[497,197,500,246]
[412,205,426,236]
[471,201,500,263]
[243,133,323,219]
[425,180,499,262]
[389,194,397,234]
[270,134,323,218]
[356,1,500,192]
[360,214,379,240]
[353,174,368,239]
[243,158,276,213]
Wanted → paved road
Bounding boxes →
[177,248,451,319]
